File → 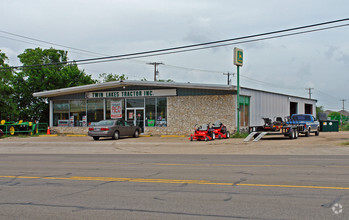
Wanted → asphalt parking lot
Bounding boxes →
[0,131,348,155]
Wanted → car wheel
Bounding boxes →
[133,129,140,138]
[305,129,310,137]
[112,131,119,140]
[93,137,100,141]
[315,128,320,136]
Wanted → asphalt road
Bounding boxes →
[0,154,348,219]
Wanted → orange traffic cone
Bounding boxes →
[47,126,51,135]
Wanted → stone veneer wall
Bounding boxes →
[52,126,88,134]
[145,94,236,136]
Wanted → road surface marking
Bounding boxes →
[1,175,349,190]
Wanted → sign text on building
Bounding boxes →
[86,89,176,99]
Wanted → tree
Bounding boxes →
[98,73,128,83]
[0,50,17,120]
[316,106,324,119]
[13,47,96,122]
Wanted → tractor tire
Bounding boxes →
[218,134,221,139]
[190,136,193,141]
[212,133,215,140]
[205,136,209,142]
[226,131,230,139]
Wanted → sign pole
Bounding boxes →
[237,65,240,134]
[234,47,243,134]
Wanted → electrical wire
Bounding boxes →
[1,18,348,70]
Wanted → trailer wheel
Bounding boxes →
[294,129,298,139]
[289,129,295,139]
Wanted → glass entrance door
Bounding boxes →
[126,109,144,133]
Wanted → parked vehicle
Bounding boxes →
[287,114,320,136]
[246,114,320,142]
[190,124,215,141]
[88,119,141,141]
[211,120,230,139]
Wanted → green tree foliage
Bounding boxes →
[316,106,324,119]
[13,48,96,122]
[0,50,17,119]
[98,73,128,83]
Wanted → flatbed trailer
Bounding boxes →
[245,124,305,142]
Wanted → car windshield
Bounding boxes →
[95,120,115,126]
[292,115,311,121]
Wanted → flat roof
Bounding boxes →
[33,80,235,98]
[33,80,316,102]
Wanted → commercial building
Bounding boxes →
[33,80,317,135]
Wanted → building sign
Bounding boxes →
[110,101,122,119]
[86,89,176,99]
[234,47,243,66]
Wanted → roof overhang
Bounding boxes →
[33,80,236,98]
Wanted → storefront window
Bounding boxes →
[156,98,167,127]
[70,100,86,127]
[106,99,125,119]
[126,99,144,108]
[145,98,155,127]
[87,100,104,125]
[53,101,69,126]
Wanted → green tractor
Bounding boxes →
[0,120,48,136]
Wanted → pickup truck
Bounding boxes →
[287,114,320,136]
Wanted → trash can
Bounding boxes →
[320,120,339,132]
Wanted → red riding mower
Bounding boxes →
[189,123,215,141]
[211,120,230,139]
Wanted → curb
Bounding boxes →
[66,134,88,137]
[160,135,186,138]
[39,134,59,137]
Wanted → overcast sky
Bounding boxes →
[1,0,348,111]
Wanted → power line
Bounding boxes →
[1,18,348,70]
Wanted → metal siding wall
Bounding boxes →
[241,88,317,126]
[242,88,290,126]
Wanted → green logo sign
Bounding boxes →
[234,48,243,66]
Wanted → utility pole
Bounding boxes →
[340,99,346,111]
[305,88,314,99]
[147,62,163,81]
[223,72,234,85]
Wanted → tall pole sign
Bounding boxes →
[234,47,243,134]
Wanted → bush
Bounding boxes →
[340,123,349,131]
[231,132,249,138]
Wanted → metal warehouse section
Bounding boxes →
[241,88,317,127]
[33,80,316,135]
